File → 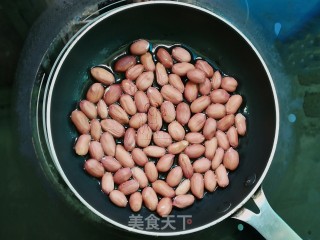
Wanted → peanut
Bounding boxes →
[86,83,104,103]
[100,132,116,157]
[172,47,191,63]
[195,60,214,78]
[74,134,91,156]
[156,48,173,69]
[84,159,104,178]
[109,190,127,207]
[91,67,115,86]
[114,55,136,72]
[71,110,90,134]
[104,84,122,105]
[130,39,149,55]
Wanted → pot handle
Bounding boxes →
[232,187,302,240]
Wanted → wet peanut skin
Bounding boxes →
[72,39,247,216]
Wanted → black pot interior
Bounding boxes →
[48,2,277,234]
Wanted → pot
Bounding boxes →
[44,1,301,239]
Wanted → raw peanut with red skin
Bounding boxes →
[114,55,136,72]
[100,132,116,157]
[113,168,132,185]
[172,47,191,62]
[148,107,162,131]
[161,85,183,104]
[168,121,185,141]
[184,144,206,158]
[173,194,195,208]
[156,154,175,172]
[206,103,226,119]
[86,83,104,103]
[210,89,230,104]
[216,164,229,187]
[121,79,137,96]
[124,128,136,151]
[221,76,238,92]
[109,190,127,207]
[101,119,125,138]
[191,173,204,199]
[178,153,193,179]
[125,64,144,80]
[90,119,101,141]
[157,197,173,217]
[166,166,183,187]
[132,167,148,188]
[118,179,139,195]
[153,131,172,148]
[168,141,189,155]
[120,94,137,116]
[168,74,184,93]
[136,124,152,147]
[101,172,114,194]
[144,162,158,182]
[130,39,149,55]
[187,68,206,84]
[84,159,104,178]
[193,157,211,173]
[156,48,173,68]
[131,148,148,167]
[147,87,163,107]
[108,104,129,124]
[199,78,212,95]
[235,113,247,136]
[143,146,166,158]
[152,180,175,198]
[142,187,158,211]
[204,170,217,192]
[212,70,222,89]
[141,52,155,71]
[211,147,224,170]
[223,147,240,170]
[176,102,191,126]
[217,114,235,132]
[91,67,115,86]
[172,62,195,76]
[115,145,135,168]
[71,110,90,134]
[129,192,142,212]
[74,134,91,156]
[89,141,104,160]
[134,91,150,113]
[175,179,190,195]
[101,156,121,172]
[74,40,248,212]
[216,130,230,150]
[227,126,239,147]
[184,81,198,102]
[161,101,176,123]
[203,118,217,140]
[185,132,205,144]
[195,60,214,78]
[79,100,97,119]
[104,84,122,105]
[97,99,108,119]
[226,95,243,114]
[136,71,154,91]
[205,137,218,160]
[129,113,147,129]
[190,95,211,113]
[188,113,206,132]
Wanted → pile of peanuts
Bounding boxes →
[71,39,246,217]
